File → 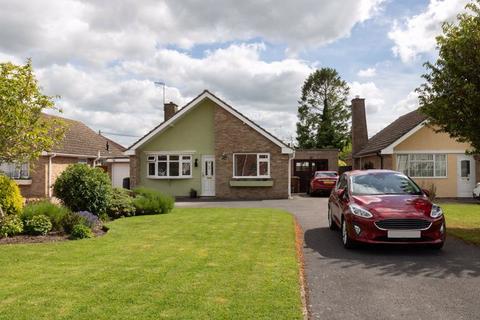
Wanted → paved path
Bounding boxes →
[177,196,480,319]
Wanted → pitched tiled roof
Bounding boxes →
[355,109,427,157]
[43,114,125,157]
[127,90,293,153]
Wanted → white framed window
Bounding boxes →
[396,154,447,178]
[233,153,270,178]
[0,162,30,179]
[78,158,88,164]
[147,154,192,179]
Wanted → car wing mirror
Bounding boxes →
[336,188,345,198]
[422,188,430,197]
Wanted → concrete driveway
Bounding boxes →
[177,196,480,319]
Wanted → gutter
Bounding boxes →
[47,153,57,198]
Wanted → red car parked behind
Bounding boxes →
[328,170,446,249]
[309,171,338,196]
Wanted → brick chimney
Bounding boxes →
[164,102,178,121]
[351,97,368,157]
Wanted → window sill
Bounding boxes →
[229,179,274,187]
[14,179,32,185]
[147,176,192,180]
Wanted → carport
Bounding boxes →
[292,149,338,193]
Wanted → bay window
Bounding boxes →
[147,154,192,178]
[233,153,270,178]
[396,154,447,178]
[0,162,30,179]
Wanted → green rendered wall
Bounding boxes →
[137,99,215,196]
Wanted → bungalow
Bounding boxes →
[0,114,127,198]
[351,97,479,198]
[125,90,295,199]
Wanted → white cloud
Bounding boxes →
[0,0,385,66]
[394,90,419,113]
[388,0,468,63]
[349,81,385,114]
[357,67,376,77]
[34,43,314,146]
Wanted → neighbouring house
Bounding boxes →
[351,97,479,198]
[125,90,295,199]
[292,149,339,193]
[0,114,127,198]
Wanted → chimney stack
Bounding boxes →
[351,97,368,159]
[164,102,178,121]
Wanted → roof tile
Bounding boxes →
[355,109,427,156]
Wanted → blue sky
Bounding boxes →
[0,0,469,146]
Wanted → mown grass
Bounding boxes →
[442,203,480,245]
[0,208,302,320]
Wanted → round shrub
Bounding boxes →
[107,188,135,219]
[0,174,24,215]
[22,201,71,232]
[53,164,112,216]
[0,215,23,238]
[62,212,87,234]
[24,215,52,236]
[70,224,93,240]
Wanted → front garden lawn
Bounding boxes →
[0,208,302,320]
[442,203,480,245]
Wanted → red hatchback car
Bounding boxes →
[309,171,338,196]
[328,170,446,249]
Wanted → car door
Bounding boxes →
[331,174,347,224]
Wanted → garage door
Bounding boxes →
[112,163,130,188]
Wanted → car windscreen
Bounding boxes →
[315,172,337,177]
[351,172,422,195]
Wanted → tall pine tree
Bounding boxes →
[296,68,350,149]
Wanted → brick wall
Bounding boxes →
[19,156,48,198]
[129,154,139,189]
[19,156,81,198]
[214,106,289,199]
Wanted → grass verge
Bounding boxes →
[442,203,480,245]
[0,208,302,320]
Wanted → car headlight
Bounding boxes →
[349,204,373,218]
[430,204,443,218]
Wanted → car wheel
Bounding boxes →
[328,207,337,230]
[341,218,355,249]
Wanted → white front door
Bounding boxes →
[457,155,476,197]
[201,155,215,196]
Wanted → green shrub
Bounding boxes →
[62,212,87,234]
[53,164,112,216]
[70,224,93,240]
[24,215,52,236]
[22,201,71,232]
[0,215,23,237]
[133,187,174,215]
[107,188,136,219]
[0,174,24,215]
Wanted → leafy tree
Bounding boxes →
[0,60,65,165]
[296,68,350,149]
[339,142,352,162]
[417,1,480,153]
